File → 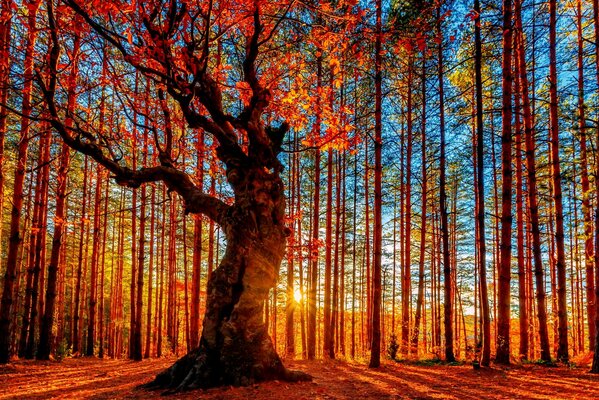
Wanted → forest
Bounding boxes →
[1,0,599,398]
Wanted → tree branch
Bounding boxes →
[40,0,230,226]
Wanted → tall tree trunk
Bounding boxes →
[129,76,139,359]
[369,0,383,368]
[19,139,45,358]
[99,170,109,358]
[86,164,103,356]
[0,0,41,363]
[514,5,552,362]
[402,54,413,356]
[167,198,177,354]
[324,148,333,358]
[332,152,341,356]
[437,7,454,363]
[294,133,307,359]
[72,156,89,355]
[157,187,166,358]
[307,53,322,361]
[351,141,358,359]
[513,44,528,360]
[577,0,595,352]
[190,131,204,350]
[339,151,347,356]
[26,128,50,359]
[285,140,296,358]
[0,0,13,263]
[474,0,491,367]
[145,184,156,358]
[132,125,148,361]
[496,0,514,365]
[548,0,569,363]
[412,53,427,355]
[590,0,599,374]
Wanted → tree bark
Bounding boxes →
[591,0,599,374]
[548,0,569,363]
[514,5,552,362]
[576,0,595,352]
[324,148,333,358]
[369,0,383,368]
[496,0,514,365]
[307,53,322,361]
[412,53,427,355]
[72,156,89,355]
[513,45,528,360]
[0,0,13,264]
[437,7,454,363]
[86,163,102,356]
[474,0,491,367]
[402,54,413,356]
[147,168,309,389]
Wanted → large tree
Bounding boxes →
[40,0,310,390]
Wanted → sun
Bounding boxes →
[294,288,302,303]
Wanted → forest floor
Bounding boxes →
[1,356,599,399]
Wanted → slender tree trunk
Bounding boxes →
[402,54,413,356]
[332,152,341,356]
[190,132,204,350]
[474,0,491,367]
[28,128,50,359]
[145,184,156,358]
[339,152,347,356]
[351,142,358,359]
[157,187,166,358]
[294,133,306,359]
[307,53,322,361]
[86,163,103,356]
[491,116,499,347]
[0,0,41,363]
[132,125,147,361]
[129,76,139,359]
[365,138,371,353]
[14,178,33,355]
[591,0,599,374]
[412,54,427,355]
[0,0,14,264]
[285,142,295,358]
[514,6,552,361]
[167,198,177,354]
[72,157,89,355]
[324,148,333,358]
[369,0,383,369]
[548,0,569,363]
[19,141,44,358]
[99,171,109,358]
[513,46,528,360]
[437,7,454,363]
[496,0,514,365]
[116,189,126,357]
[576,0,595,352]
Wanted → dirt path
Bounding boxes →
[1,357,598,399]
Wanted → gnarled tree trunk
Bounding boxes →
[147,167,310,390]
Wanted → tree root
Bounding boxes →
[141,342,311,394]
